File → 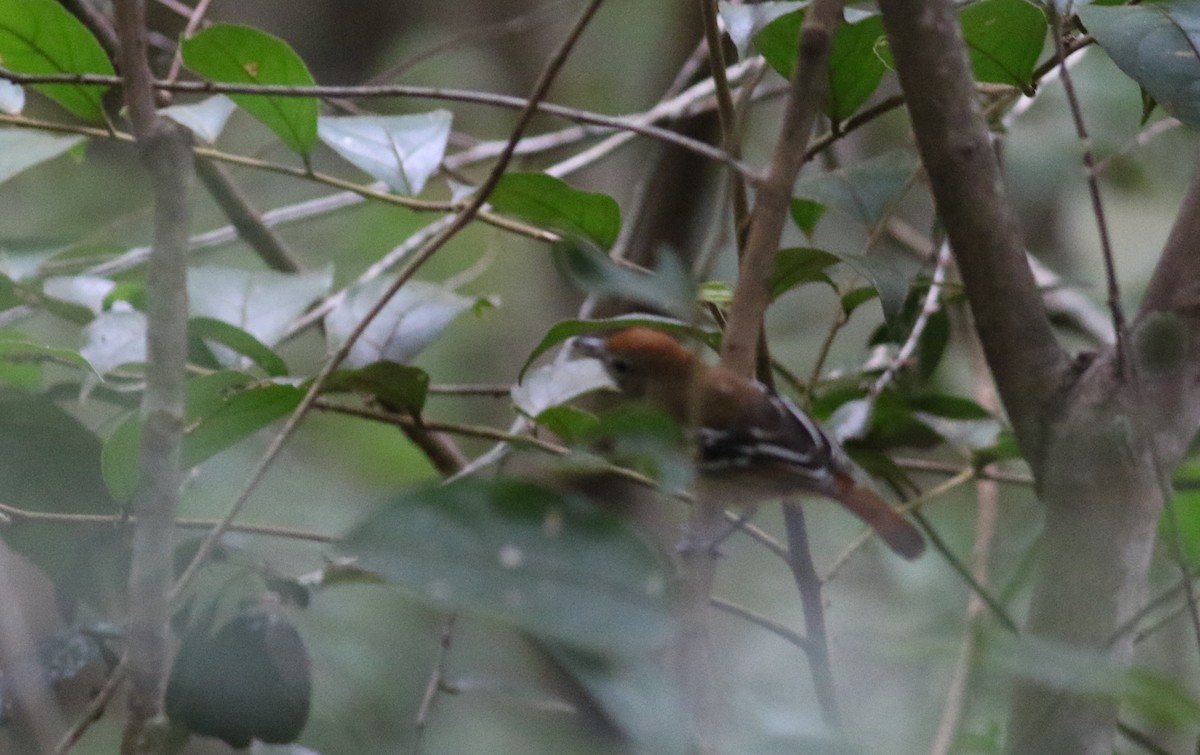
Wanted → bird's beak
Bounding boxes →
[574,335,606,358]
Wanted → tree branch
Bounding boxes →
[877,0,1068,461]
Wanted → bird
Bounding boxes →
[577,327,925,560]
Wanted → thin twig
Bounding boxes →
[53,653,130,754]
[412,613,458,754]
[710,595,810,652]
[782,505,841,728]
[169,0,610,605]
[165,0,215,83]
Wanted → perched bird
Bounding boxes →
[577,327,925,559]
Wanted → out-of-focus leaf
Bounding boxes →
[832,251,911,332]
[1080,1,1200,128]
[917,309,950,379]
[317,111,452,195]
[770,247,839,299]
[719,0,807,57]
[552,240,694,320]
[161,95,238,143]
[320,361,430,417]
[698,280,734,307]
[513,358,613,418]
[490,173,621,247]
[182,24,318,156]
[789,197,826,237]
[972,430,1023,466]
[792,149,919,228]
[586,405,692,490]
[325,278,483,368]
[0,334,94,376]
[340,478,675,655]
[535,405,601,445]
[0,391,118,594]
[960,0,1047,92]
[0,0,114,121]
[520,315,716,381]
[190,317,289,377]
[756,9,886,121]
[841,286,878,317]
[0,129,85,186]
[189,266,332,354]
[80,309,146,375]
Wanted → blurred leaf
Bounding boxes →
[792,149,918,228]
[318,110,452,196]
[0,79,23,114]
[770,247,839,299]
[789,197,826,237]
[832,251,911,331]
[0,129,85,186]
[1080,1,1200,127]
[756,9,886,121]
[719,0,807,57]
[320,361,430,417]
[189,266,332,353]
[1167,456,1200,565]
[535,405,600,445]
[697,280,734,307]
[190,317,289,377]
[0,334,95,376]
[490,173,621,247]
[841,285,878,317]
[960,0,1047,92]
[340,478,675,655]
[104,376,304,501]
[552,240,694,320]
[182,24,318,156]
[520,315,716,380]
[513,358,613,418]
[586,405,692,490]
[971,429,1023,466]
[0,0,114,121]
[909,394,993,420]
[161,95,238,143]
[325,278,481,368]
[916,309,950,379]
[80,309,146,375]
[0,391,118,594]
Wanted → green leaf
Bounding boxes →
[317,111,452,196]
[325,278,482,368]
[103,374,304,501]
[189,265,332,353]
[190,317,289,377]
[756,9,886,121]
[908,394,993,421]
[789,197,826,237]
[182,24,319,156]
[0,0,114,121]
[520,315,716,381]
[161,95,238,144]
[792,149,919,228]
[841,286,877,317]
[490,173,621,247]
[339,478,675,655]
[1080,1,1200,128]
[0,391,118,596]
[534,405,601,445]
[770,247,839,299]
[719,1,807,57]
[0,128,85,185]
[551,240,694,320]
[960,0,1047,92]
[831,251,911,331]
[0,334,95,376]
[320,361,430,417]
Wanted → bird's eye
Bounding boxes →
[609,357,630,375]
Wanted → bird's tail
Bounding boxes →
[832,476,925,559]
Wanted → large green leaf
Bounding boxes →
[1081,1,1200,127]
[489,173,621,248]
[755,9,887,121]
[770,247,840,299]
[182,24,319,156]
[0,128,84,186]
[340,478,675,655]
[0,0,114,121]
[960,0,1047,91]
[317,111,452,196]
[320,361,430,417]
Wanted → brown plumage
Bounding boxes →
[578,327,925,560]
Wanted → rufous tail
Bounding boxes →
[832,476,925,559]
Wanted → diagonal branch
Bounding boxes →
[877,0,1069,461]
